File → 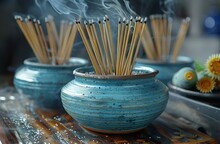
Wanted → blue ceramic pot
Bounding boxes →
[61,66,169,134]
[136,56,194,84]
[14,57,88,109]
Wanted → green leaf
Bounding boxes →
[195,61,205,72]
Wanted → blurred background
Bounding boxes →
[0,0,220,85]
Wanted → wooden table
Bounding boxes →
[0,87,217,144]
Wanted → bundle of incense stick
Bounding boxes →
[14,15,77,65]
[76,16,146,76]
[142,14,190,62]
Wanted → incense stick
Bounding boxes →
[65,24,77,63]
[15,15,78,65]
[103,17,115,73]
[105,15,116,71]
[76,21,101,74]
[172,17,190,62]
[116,18,122,75]
[77,16,146,76]
[130,18,147,74]
[89,21,104,74]
[98,18,112,74]
[122,17,140,75]
[117,17,126,75]
[92,20,107,74]
[120,17,132,75]
[141,15,190,62]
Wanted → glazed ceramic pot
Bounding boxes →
[61,66,169,134]
[14,57,88,108]
[136,56,194,84]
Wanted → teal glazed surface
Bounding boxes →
[14,57,88,109]
[136,56,194,84]
[172,67,198,89]
[61,66,169,134]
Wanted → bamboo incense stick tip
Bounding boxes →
[144,17,147,22]
[186,17,191,23]
[17,15,21,19]
[19,16,23,21]
[97,18,101,23]
[33,18,37,23]
[25,18,29,22]
[84,20,88,25]
[45,17,49,23]
[37,20,41,24]
[140,18,144,22]
[123,17,126,23]
[135,17,138,22]
[150,15,155,20]
[103,16,106,20]
[118,17,121,22]
[14,15,19,19]
[105,15,109,20]
[130,16,133,21]
[27,15,32,21]
[126,20,129,25]
[182,19,187,24]
[48,15,53,19]
[27,18,32,22]
[88,20,93,25]
[48,15,55,21]
[138,16,142,20]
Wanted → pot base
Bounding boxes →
[82,125,144,134]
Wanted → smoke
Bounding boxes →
[34,0,175,59]
[123,0,136,16]
[47,0,88,19]
[160,0,174,17]
[35,0,137,21]
[35,0,175,20]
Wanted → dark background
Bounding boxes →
[1,0,218,77]
[0,0,180,75]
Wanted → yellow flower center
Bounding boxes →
[200,79,211,88]
[196,77,215,93]
[209,58,220,75]
[184,71,194,80]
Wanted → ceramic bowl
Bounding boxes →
[61,66,169,134]
[13,57,88,109]
[168,82,220,106]
[136,56,194,84]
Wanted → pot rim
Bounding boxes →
[24,57,88,68]
[73,66,159,80]
[136,56,193,65]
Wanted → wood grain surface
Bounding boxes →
[0,87,217,144]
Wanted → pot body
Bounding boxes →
[136,56,194,84]
[61,66,169,133]
[14,57,88,108]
